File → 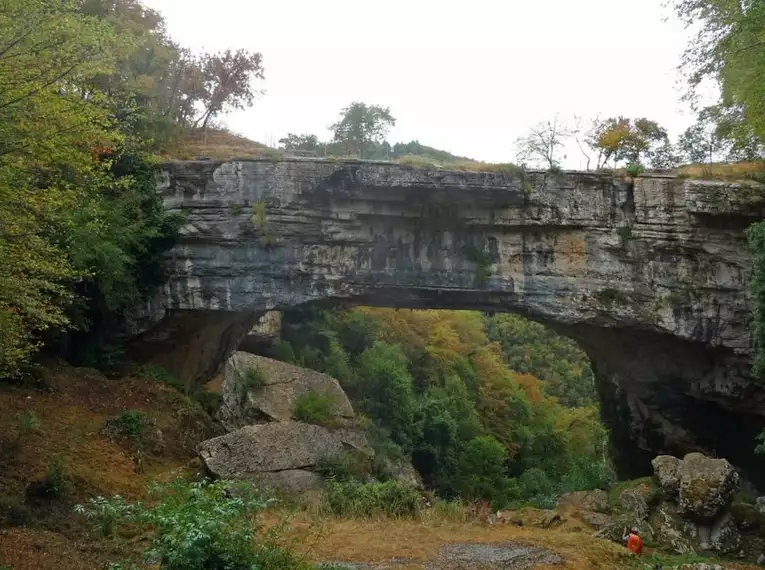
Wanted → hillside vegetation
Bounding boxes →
[268,307,610,508]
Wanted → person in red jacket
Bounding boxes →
[622,527,644,556]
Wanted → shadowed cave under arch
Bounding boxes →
[127,158,765,484]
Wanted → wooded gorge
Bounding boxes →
[6,0,765,568]
[266,307,610,508]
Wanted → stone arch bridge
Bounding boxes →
[129,158,765,481]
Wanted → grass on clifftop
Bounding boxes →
[676,160,765,182]
[159,129,765,186]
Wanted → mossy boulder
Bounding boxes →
[678,453,739,522]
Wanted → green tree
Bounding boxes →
[677,111,729,163]
[674,0,765,151]
[278,133,322,154]
[0,0,120,375]
[356,342,417,447]
[330,102,396,157]
[453,436,511,504]
[484,314,596,407]
[586,116,674,168]
[194,48,264,130]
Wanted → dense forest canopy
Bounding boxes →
[270,307,611,506]
[0,0,265,376]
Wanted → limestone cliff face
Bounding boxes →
[129,158,765,483]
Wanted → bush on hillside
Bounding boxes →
[75,478,313,570]
[292,392,336,427]
[325,480,421,518]
[103,410,149,442]
[315,452,371,482]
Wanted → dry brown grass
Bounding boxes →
[283,512,631,570]
[159,128,282,160]
[676,161,765,181]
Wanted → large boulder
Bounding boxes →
[219,352,355,430]
[678,453,739,522]
[619,484,654,521]
[653,455,682,496]
[257,470,324,495]
[379,456,424,490]
[199,421,371,481]
[650,503,694,554]
[556,489,609,514]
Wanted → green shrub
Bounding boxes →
[625,163,644,177]
[137,364,184,392]
[462,244,493,286]
[273,340,296,364]
[0,499,31,526]
[595,288,629,308]
[104,410,149,441]
[74,495,134,537]
[15,411,41,435]
[616,226,633,243]
[292,392,336,427]
[240,366,266,400]
[76,479,311,570]
[83,344,128,376]
[325,480,420,518]
[193,390,223,417]
[41,455,71,498]
[515,468,557,509]
[315,453,370,482]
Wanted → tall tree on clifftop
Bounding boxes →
[330,102,396,158]
[194,49,265,131]
[674,0,765,153]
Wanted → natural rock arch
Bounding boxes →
[128,158,765,482]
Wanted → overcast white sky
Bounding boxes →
[144,0,706,168]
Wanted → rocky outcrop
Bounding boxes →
[556,490,609,514]
[653,455,683,496]
[238,311,281,354]
[199,421,371,485]
[677,453,740,522]
[128,158,765,481]
[218,351,354,430]
[586,453,765,561]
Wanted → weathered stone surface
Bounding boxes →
[379,457,424,490]
[556,490,609,514]
[199,421,369,479]
[218,351,354,430]
[704,511,743,554]
[257,469,324,494]
[650,503,694,554]
[756,496,765,516]
[678,453,739,522]
[127,159,765,481]
[619,484,655,521]
[653,455,683,496]
[238,311,282,354]
[578,511,612,529]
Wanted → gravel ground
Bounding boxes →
[320,542,564,570]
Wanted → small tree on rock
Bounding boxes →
[515,116,570,169]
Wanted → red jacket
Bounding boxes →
[626,533,643,555]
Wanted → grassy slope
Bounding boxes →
[0,362,220,569]
[0,363,761,570]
